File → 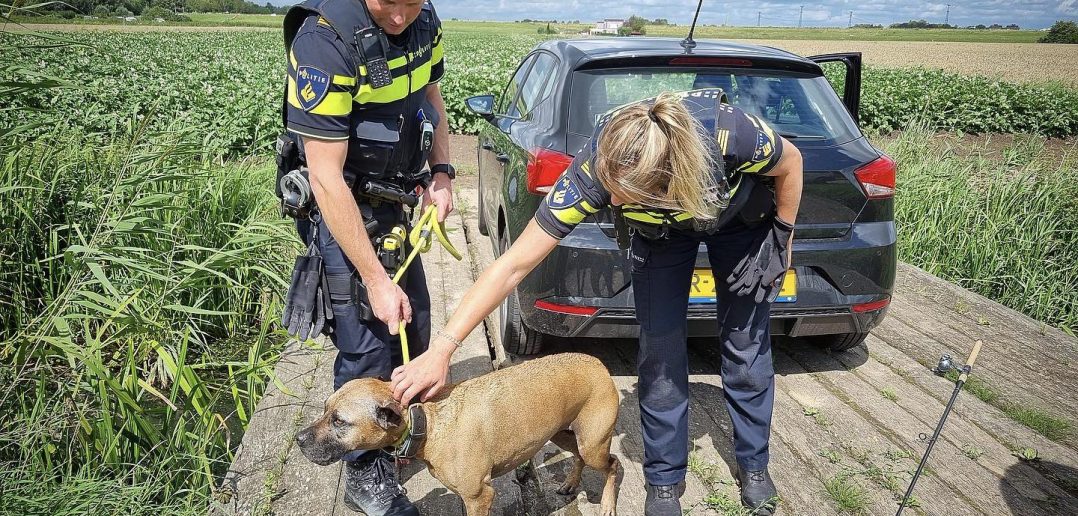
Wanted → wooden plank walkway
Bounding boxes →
[213,175,1078,515]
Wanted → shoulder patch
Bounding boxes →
[296,65,331,112]
[753,125,776,162]
[547,175,582,209]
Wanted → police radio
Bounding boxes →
[355,26,393,88]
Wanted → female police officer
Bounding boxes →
[392,89,802,515]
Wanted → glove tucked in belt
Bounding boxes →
[281,241,333,341]
[726,216,794,304]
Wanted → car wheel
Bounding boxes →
[498,231,544,355]
[810,332,869,352]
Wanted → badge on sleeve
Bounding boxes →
[753,126,775,162]
[296,66,331,112]
[547,175,582,209]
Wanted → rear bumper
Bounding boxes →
[530,303,890,339]
[517,220,896,340]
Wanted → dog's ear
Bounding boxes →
[375,401,403,430]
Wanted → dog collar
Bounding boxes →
[393,404,427,459]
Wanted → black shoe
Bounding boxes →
[738,467,778,515]
[644,482,682,516]
[343,452,418,516]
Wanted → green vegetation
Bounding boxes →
[1,29,295,512]
[1014,447,1040,461]
[887,129,1078,336]
[824,472,870,514]
[1003,408,1072,441]
[1040,21,1078,44]
[961,444,985,460]
[879,388,898,402]
[831,67,1078,137]
[803,407,833,427]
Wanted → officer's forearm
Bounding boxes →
[303,138,389,288]
[432,220,559,358]
[426,84,450,168]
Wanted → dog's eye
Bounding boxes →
[332,413,346,428]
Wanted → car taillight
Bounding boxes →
[534,299,599,316]
[854,155,896,199]
[526,148,573,194]
[852,297,891,313]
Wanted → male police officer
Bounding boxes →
[281,0,453,514]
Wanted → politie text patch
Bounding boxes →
[296,65,331,112]
[547,175,582,209]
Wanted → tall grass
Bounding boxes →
[885,128,1078,335]
[0,118,298,509]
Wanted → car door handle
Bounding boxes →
[495,153,510,164]
[481,142,494,151]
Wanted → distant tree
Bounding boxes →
[975,24,987,29]
[1006,24,1020,30]
[93,4,110,16]
[852,23,882,29]
[652,18,669,25]
[626,14,647,34]
[890,19,955,29]
[1040,20,1078,43]
[989,23,1003,29]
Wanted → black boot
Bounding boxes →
[644,482,682,516]
[738,467,778,515]
[343,451,419,516]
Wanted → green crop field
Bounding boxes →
[1,21,1076,513]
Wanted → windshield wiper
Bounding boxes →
[780,133,825,140]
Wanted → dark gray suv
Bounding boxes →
[468,38,896,355]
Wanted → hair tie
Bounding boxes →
[647,109,659,124]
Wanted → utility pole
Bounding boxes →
[798,5,804,28]
[945,4,951,26]
[757,11,761,27]
[848,10,853,28]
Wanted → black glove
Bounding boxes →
[281,244,324,341]
[726,216,794,304]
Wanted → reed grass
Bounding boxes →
[885,127,1078,336]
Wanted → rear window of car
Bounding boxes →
[569,68,860,144]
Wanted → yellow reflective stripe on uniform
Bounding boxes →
[317,16,330,26]
[289,49,298,69]
[579,200,600,214]
[550,207,587,226]
[431,40,444,64]
[355,59,433,104]
[580,161,591,177]
[716,128,730,154]
[332,74,356,87]
[288,76,352,116]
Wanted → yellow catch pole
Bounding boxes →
[391,205,463,363]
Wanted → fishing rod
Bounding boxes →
[896,339,983,515]
[681,0,704,54]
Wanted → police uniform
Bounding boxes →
[534,89,785,486]
[282,0,444,461]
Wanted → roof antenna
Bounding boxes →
[681,0,705,54]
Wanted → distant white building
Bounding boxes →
[591,19,625,35]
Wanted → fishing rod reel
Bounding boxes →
[933,354,972,378]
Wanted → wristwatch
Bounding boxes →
[431,163,456,180]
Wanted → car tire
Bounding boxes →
[498,231,544,355]
[810,332,869,352]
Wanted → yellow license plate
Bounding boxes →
[689,269,797,303]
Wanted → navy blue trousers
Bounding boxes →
[630,220,776,486]
[298,203,431,462]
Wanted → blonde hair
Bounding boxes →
[595,92,720,220]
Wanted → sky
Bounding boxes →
[270,1,1078,30]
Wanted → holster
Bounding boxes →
[326,272,376,322]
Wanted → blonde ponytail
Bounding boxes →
[595,92,720,220]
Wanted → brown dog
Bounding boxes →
[296,352,621,515]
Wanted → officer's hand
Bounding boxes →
[391,346,451,405]
[422,173,454,223]
[367,277,412,335]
